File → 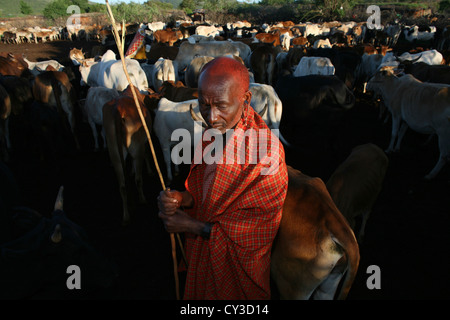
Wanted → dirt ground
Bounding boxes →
[1,39,450,301]
[0,39,101,62]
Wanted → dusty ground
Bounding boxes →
[1,39,450,301]
[0,39,101,62]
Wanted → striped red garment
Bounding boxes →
[183,105,288,300]
[125,29,145,58]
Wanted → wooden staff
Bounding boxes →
[105,0,180,300]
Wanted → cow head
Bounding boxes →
[0,186,118,299]
[366,67,399,94]
[79,59,97,87]
[69,48,85,66]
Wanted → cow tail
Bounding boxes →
[49,74,64,116]
[329,209,360,300]
[266,53,275,86]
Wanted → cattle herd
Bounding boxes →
[1,15,450,300]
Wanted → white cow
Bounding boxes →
[355,53,384,92]
[313,38,332,49]
[154,98,205,183]
[404,25,436,43]
[23,57,65,75]
[195,25,221,38]
[226,39,252,65]
[79,50,148,92]
[381,49,443,68]
[367,68,450,179]
[184,56,215,88]
[293,56,335,77]
[82,87,120,150]
[150,58,178,93]
[248,83,282,130]
[280,33,292,51]
[397,49,443,65]
[249,83,290,147]
[147,21,166,32]
[174,41,242,72]
[187,34,215,43]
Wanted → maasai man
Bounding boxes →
[157,56,288,300]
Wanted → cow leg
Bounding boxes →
[394,121,408,152]
[386,115,401,153]
[67,110,80,150]
[358,209,371,243]
[132,150,147,205]
[88,119,99,150]
[5,117,11,149]
[143,146,154,176]
[107,135,130,224]
[0,120,9,162]
[309,238,344,300]
[270,258,317,300]
[377,100,386,120]
[312,256,346,300]
[424,134,449,180]
[115,148,130,225]
[101,126,107,149]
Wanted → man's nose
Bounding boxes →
[208,107,218,124]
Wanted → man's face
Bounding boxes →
[198,75,250,134]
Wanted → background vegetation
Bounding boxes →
[0,0,448,25]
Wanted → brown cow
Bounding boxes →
[0,83,11,161]
[158,80,198,102]
[250,44,283,85]
[326,143,389,242]
[0,53,31,78]
[0,83,11,120]
[102,85,154,225]
[146,43,179,64]
[291,36,309,47]
[32,71,79,149]
[271,166,360,300]
[153,28,183,46]
[255,32,281,47]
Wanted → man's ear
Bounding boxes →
[244,90,252,106]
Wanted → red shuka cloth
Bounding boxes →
[125,29,145,58]
[183,105,288,300]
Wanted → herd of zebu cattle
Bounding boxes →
[1,17,450,300]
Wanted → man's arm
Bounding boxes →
[158,209,213,239]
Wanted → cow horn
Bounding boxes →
[410,54,422,64]
[190,104,207,128]
[258,103,268,117]
[54,186,64,211]
[51,224,62,243]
